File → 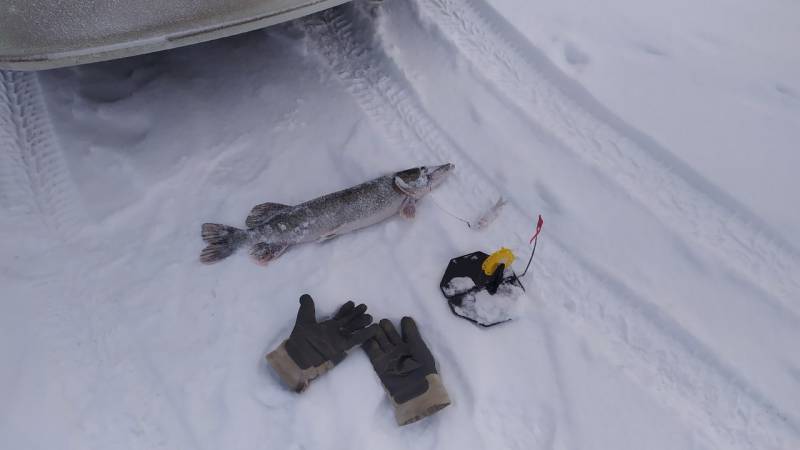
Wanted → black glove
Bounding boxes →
[267,294,377,392]
[363,317,451,425]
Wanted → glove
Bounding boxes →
[267,294,377,392]
[363,317,451,426]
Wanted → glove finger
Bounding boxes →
[348,323,379,348]
[345,313,372,331]
[296,294,316,324]
[362,335,382,362]
[380,319,402,345]
[400,316,422,344]
[353,303,368,316]
[374,324,393,352]
[334,301,355,320]
[342,303,368,323]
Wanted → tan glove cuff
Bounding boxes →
[266,340,334,392]
[393,373,451,426]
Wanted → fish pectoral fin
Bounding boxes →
[245,202,291,229]
[250,242,290,266]
[400,197,416,219]
[394,176,426,200]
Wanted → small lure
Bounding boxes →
[470,197,507,230]
[430,195,507,230]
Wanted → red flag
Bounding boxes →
[529,215,544,244]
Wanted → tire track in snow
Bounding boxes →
[412,0,800,317]
[0,71,83,236]
[0,72,202,447]
[0,71,107,447]
[300,5,799,449]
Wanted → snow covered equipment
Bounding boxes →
[363,318,451,426]
[440,215,544,327]
[266,295,378,393]
[200,164,454,265]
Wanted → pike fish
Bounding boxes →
[200,164,454,265]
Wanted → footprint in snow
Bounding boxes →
[563,43,590,68]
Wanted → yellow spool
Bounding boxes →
[482,247,515,276]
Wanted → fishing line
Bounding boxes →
[429,194,474,227]
[429,194,507,230]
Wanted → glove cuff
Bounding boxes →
[393,373,451,426]
[266,340,334,392]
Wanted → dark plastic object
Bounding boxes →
[439,251,525,327]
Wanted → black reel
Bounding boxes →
[440,251,525,327]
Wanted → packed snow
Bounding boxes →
[448,278,525,327]
[442,276,476,296]
[2,1,800,450]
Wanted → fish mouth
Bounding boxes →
[427,163,454,188]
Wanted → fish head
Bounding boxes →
[424,163,455,189]
[394,163,454,197]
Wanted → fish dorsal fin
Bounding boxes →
[246,202,291,228]
[394,176,426,200]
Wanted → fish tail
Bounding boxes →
[200,223,248,264]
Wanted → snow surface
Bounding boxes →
[3,1,800,449]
